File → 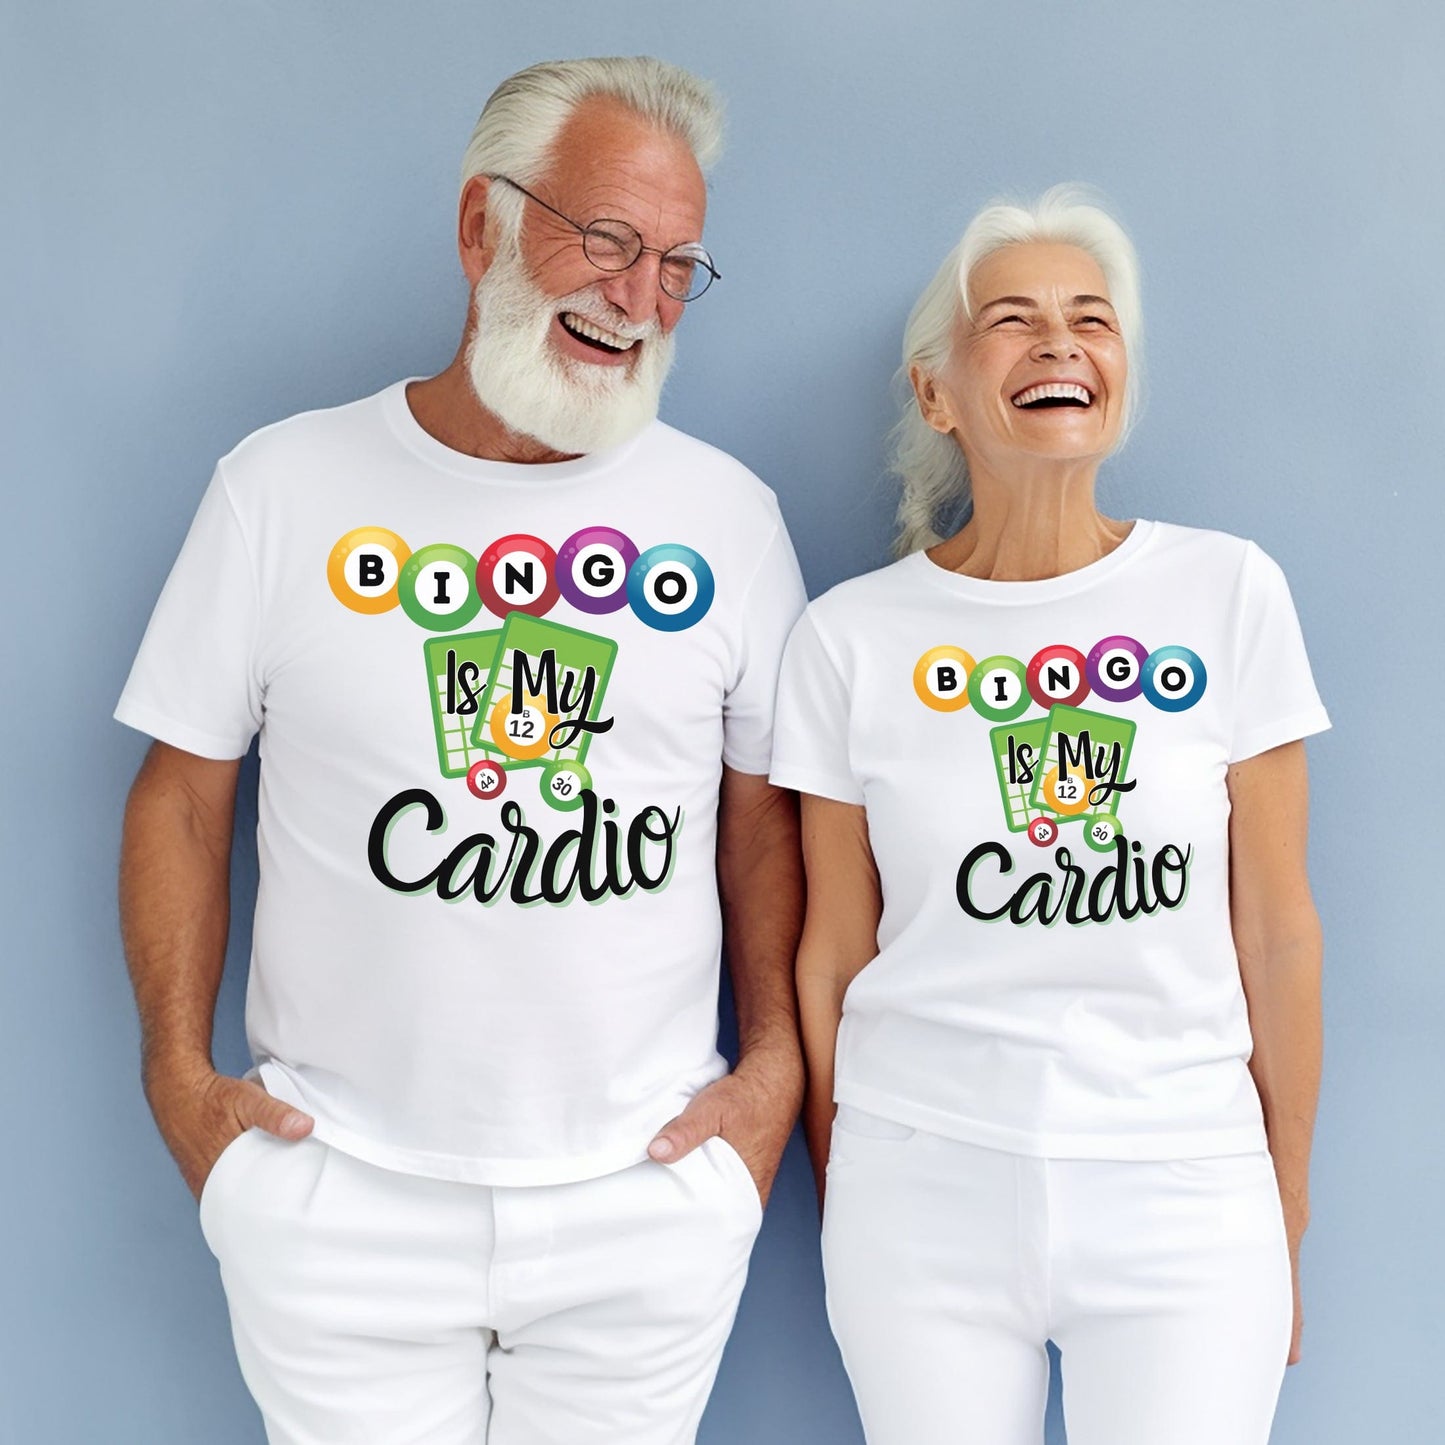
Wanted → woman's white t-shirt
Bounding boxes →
[770,520,1330,1160]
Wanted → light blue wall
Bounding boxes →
[3,1,1440,1439]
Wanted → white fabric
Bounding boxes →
[115,380,805,1183]
[771,522,1330,1159]
[823,1106,1293,1445]
[198,1127,762,1445]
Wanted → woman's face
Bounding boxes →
[915,242,1128,473]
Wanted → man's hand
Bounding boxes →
[146,1056,313,1202]
[646,1046,802,1208]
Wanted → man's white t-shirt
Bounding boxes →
[770,520,1329,1160]
[116,380,806,1185]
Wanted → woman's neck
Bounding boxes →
[928,456,1132,582]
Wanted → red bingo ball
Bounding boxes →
[1027,816,1059,847]
[466,759,507,800]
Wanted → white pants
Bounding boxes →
[822,1107,1293,1445]
[199,1128,763,1445]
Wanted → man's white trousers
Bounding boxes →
[823,1107,1293,1445]
[199,1128,762,1444]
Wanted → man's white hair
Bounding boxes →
[459,56,725,242]
[891,184,1144,556]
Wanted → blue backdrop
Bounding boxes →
[3,2,1441,1440]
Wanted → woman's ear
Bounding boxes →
[910,362,955,435]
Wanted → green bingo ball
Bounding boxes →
[399,544,484,631]
[967,655,1030,722]
[541,761,592,812]
[1084,814,1123,852]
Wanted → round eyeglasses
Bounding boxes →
[484,174,721,302]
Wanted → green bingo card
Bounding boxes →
[422,630,503,779]
[989,717,1053,833]
[469,613,618,771]
[1028,704,1136,827]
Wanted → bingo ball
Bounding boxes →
[1041,765,1092,816]
[477,534,559,619]
[400,544,484,630]
[1084,814,1123,852]
[968,655,1030,722]
[1141,646,1207,712]
[466,759,507,800]
[627,545,714,631]
[1026,816,1059,847]
[1026,644,1090,708]
[1085,635,1147,703]
[327,527,411,614]
[488,692,560,761]
[913,646,976,712]
[541,761,592,812]
[556,527,637,615]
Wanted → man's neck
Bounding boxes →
[406,360,582,465]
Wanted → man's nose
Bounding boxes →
[597,253,665,326]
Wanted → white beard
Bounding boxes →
[465,241,675,455]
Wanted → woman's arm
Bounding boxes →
[796,793,884,1212]
[1227,738,1323,1364]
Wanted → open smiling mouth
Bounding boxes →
[1011,382,1094,409]
[559,312,638,355]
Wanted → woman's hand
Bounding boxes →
[1281,1188,1310,1364]
[1228,741,1322,1369]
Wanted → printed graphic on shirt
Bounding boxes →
[330,525,712,908]
[914,637,1205,928]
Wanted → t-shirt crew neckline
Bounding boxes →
[381,377,644,486]
[908,517,1157,605]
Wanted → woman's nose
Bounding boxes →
[1030,322,1081,362]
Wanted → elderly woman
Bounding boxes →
[770,186,1329,1445]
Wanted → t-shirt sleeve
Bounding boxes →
[113,464,264,760]
[1229,542,1331,764]
[768,607,865,805]
[720,522,808,775]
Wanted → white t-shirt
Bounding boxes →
[116,380,806,1185]
[770,520,1329,1160]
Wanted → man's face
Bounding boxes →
[462,97,709,455]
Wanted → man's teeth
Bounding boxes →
[1012,382,1092,408]
[560,313,636,352]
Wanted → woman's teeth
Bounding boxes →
[1012,382,1092,408]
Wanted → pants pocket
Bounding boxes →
[832,1105,917,1141]
[707,1135,764,1227]
[198,1127,261,1250]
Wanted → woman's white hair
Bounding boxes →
[458,56,724,243]
[891,183,1144,555]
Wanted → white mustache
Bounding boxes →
[556,290,662,344]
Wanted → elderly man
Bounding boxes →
[116,56,805,1444]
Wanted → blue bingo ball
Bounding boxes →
[627,545,715,632]
[1141,646,1207,712]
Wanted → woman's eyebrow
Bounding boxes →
[977,295,1037,313]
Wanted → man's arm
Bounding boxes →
[119,740,311,1200]
[647,767,804,1206]
[1228,739,1323,1366]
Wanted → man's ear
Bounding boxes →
[458,175,497,285]
[909,362,955,435]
